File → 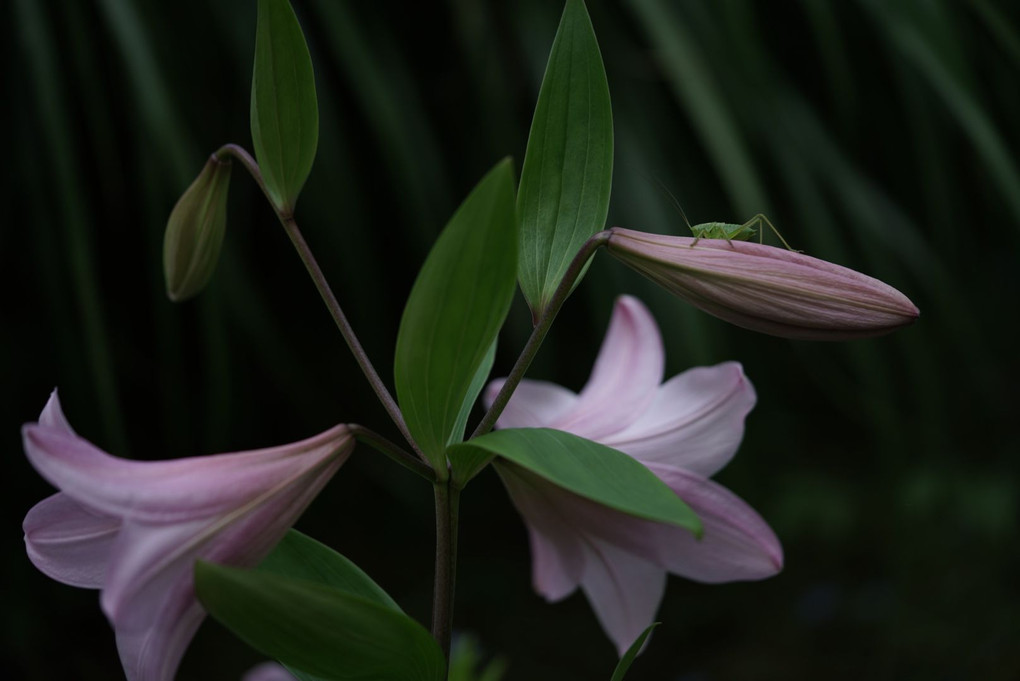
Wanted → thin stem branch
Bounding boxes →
[470,231,611,440]
[349,424,435,481]
[431,481,459,661]
[216,143,428,464]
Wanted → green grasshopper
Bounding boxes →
[688,213,797,250]
[653,178,796,250]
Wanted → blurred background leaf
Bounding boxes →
[3,0,1018,679]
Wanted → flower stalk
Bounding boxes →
[214,143,427,465]
[472,230,611,440]
[431,480,460,662]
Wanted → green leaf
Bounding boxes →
[195,562,446,681]
[394,159,518,472]
[448,340,496,448]
[251,0,319,213]
[448,440,494,490]
[449,428,700,533]
[610,623,659,681]
[257,530,399,611]
[517,0,613,319]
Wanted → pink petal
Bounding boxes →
[101,450,348,628]
[243,662,296,681]
[23,400,351,523]
[484,378,578,429]
[39,390,76,434]
[23,492,120,588]
[604,362,756,477]
[498,459,780,653]
[21,393,355,681]
[498,463,584,600]
[102,451,347,681]
[499,462,668,653]
[643,464,783,582]
[553,296,665,439]
[114,581,205,681]
[579,538,666,655]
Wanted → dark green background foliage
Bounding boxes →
[3,1,1018,679]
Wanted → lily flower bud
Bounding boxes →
[163,155,232,301]
[607,228,919,340]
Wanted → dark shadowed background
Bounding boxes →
[4,0,1018,679]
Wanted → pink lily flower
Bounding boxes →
[484,296,782,654]
[607,227,919,340]
[22,391,353,681]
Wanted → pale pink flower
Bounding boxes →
[22,391,353,681]
[607,228,919,340]
[485,296,782,653]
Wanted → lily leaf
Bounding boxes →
[448,340,497,448]
[449,428,700,533]
[195,561,445,681]
[395,159,518,472]
[610,623,659,680]
[517,0,613,319]
[251,0,318,213]
[257,530,399,611]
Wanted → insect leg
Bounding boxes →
[747,213,799,251]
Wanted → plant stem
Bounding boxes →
[349,424,435,480]
[431,480,460,662]
[215,143,427,464]
[470,231,611,439]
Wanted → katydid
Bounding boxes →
[689,213,797,250]
[652,178,796,250]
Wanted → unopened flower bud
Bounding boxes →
[163,155,232,301]
[607,228,919,340]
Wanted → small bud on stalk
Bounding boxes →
[163,155,232,301]
[607,228,919,340]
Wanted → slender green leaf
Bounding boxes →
[450,428,701,533]
[257,530,399,611]
[610,623,658,680]
[517,0,613,318]
[251,0,319,212]
[395,159,518,470]
[255,531,401,681]
[195,562,445,681]
[448,340,497,447]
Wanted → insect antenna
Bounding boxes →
[648,175,693,233]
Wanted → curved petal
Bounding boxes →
[643,464,783,582]
[39,390,76,435]
[101,452,348,627]
[23,419,352,523]
[114,579,206,681]
[497,463,583,600]
[498,462,667,652]
[101,452,347,681]
[553,296,664,439]
[485,378,578,429]
[579,538,666,656]
[604,362,755,477]
[23,492,120,588]
[244,662,297,681]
